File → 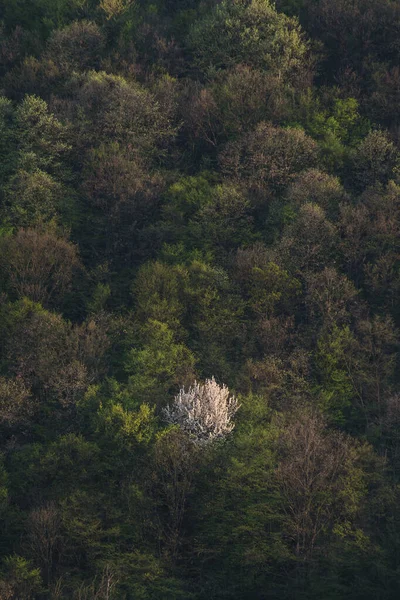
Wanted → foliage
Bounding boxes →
[0,1,400,598]
[187,0,311,83]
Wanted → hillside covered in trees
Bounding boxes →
[1,0,400,598]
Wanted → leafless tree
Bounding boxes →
[0,228,81,307]
[0,376,34,429]
[26,504,62,585]
[275,410,370,559]
[153,429,200,558]
[73,565,118,600]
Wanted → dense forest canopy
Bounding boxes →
[1,0,400,598]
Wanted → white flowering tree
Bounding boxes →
[163,377,239,444]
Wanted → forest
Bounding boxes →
[1,0,400,598]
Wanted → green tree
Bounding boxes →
[70,71,175,160]
[4,168,63,227]
[187,0,312,84]
[15,95,71,173]
[125,320,196,407]
[0,556,42,600]
[0,97,17,185]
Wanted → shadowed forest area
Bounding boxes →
[1,0,400,598]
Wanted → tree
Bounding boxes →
[305,267,359,331]
[99,0,133,20]
[25,504,62,586]
[315,325,358,425]
[45,21,105,73]
[132,261,187,333]
[0,228,81,307]
[15,95,71,172]
[83,143,162,217]
[368,65,400,130]
[315,316,398,430]
[277,203,338,273]
[163,377,239,444]
[70,71,175,161]
[81,143,163,262]
[0,376,34,435]
[286,168,349,218]
[191,182,255,256]
[351,130,400,191]
[125,320,196,407]
[181,260,245,382]
[0,97,17,183]
[0,556,42,600]
[187,0,312,86]
[162,176,255,257]
[4,299,110,409]
[152,428,200,558]
[4,168,64,227]
[182,66,299,148]
[220,122,318,193]
[274,409,382,572]
[235,249,301,318]
[302,0,400,98]
[339,181,400,293]
[211,65,296,137]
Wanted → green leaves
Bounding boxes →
[187,0,311,82]
[15,95,71,172]
[0,1,400,598]
[126,320,195,406]
[0,556,42,600]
